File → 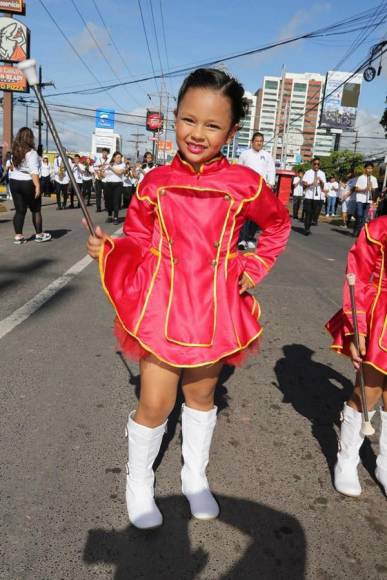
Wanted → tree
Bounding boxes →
[380,108,387,137]
[292,150,364,179]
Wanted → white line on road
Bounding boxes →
[0,227,122,341]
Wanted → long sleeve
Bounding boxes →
[241,180,291,286]
[342,225,381,336]
[265,154,276,187]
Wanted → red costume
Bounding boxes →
[99,154,291,367]
[326,216,387,375]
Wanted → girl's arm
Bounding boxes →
[241,180,291,286]
[111,164,126,176]
[342,223,381,337]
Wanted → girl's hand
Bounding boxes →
[83,219,107,260]
[239,272,255,294]
[349,335,366,370]
[34,188,41,199]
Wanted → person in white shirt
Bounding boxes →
[94,148,110,212]
[302,157,326,235]
[40,156,52,197]
[326,176,339,217]
[238,131,276,249]
[354,162,379,236]
[8,127,51,244]
[81,157,94,207]
[70,153,84,209]
[292,169,304,219]
[103,151,126,224]
[54,153,70,210]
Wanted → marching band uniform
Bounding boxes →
[81,162,94,206]
[326,216,387,496]
[40,158,52,197]
[71,160,84,209]
[104,161,125,224]
[302,167,326,234]
[99,153,291,368]
[94,153,109,213]
[53,155,70,210]
[354,173,378,236]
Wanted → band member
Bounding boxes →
[326,211,387,497]
[94,148,109,212]
[81,157,94,206]
[9,127,51,243]
[302,157,326,235]
[354,162,379,237]
[141,151,156,175]
[86,68,291,529]
[122,160,134,209]
[71,154,83,209]
[292,169,304,220]
[54,152,70,210]
[40,156,52,197]
[103,151,125,224]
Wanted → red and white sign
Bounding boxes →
[0,16,29,63]
[146,110,164,132]
[0,0,25,14]
[0,64,28,92]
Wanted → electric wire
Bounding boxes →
[137,0,159,91]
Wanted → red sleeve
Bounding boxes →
[342,224,381,336]
[241,180,291,286]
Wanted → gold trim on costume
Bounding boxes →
[379,315,387,353]
[364,223,385,333]
[243,271,256,288]
[133,234,163,336]
[244,253,270,271]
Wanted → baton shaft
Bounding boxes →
[348,284,370,423]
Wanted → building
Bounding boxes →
[222,91,256,160]
[254,72,335,166]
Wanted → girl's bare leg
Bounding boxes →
[181,362,223,410]
[135,354,181,427]
[348,365,384,412]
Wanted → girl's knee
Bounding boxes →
[136,399,173,426]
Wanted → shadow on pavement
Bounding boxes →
[117,352,233,471]
[273,344,377,482]
[330,227,355,238]
[0,258,54,292]
[46,228,72,240]
[291,225,306,235]
[83,494,306,580]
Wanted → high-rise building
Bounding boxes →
[254,72,334,165]
[222,91,256,159]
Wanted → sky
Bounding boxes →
[5,0,387,157]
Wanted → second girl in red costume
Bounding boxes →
[326,213,387,497]
[86,68,291,529]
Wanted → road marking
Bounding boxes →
[0,227,122,340]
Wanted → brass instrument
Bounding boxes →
[58,162,65,180]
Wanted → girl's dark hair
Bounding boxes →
[12,127,35,167]
[177,68,248,125]
[143,151,153,161]
[110,150,122,163]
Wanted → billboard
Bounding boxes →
[157,139,173,151]
[0,16,29,62]
[320,71,362,131]
[0,1,25,14]
[95,108,115,129]
[146,110,164,132]
[0,64,28,92]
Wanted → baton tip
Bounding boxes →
[346,273,356,286]
[361,421,375,436]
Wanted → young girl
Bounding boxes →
[326,212,387,497]
[103,151,125,224]
[86,69,291,529]
[9,127,51,244]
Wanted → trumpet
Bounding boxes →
[58,162,65,180]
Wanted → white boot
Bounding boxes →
[181,404,219,520]
[334,403,375,497]
[125,412,166,529]
[375,409,387,495]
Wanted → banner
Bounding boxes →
[95,108,115,129]
[157,139,173,151]
[146,110,163,132]
[0,64,28,92]
[320,71,362,131]
[0,1,25,14]
[0,16,29,62]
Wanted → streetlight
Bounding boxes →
[17,96,35,126]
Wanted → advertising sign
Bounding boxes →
[95,108,115,129]
[146,110,163,132]
[0,16,29,62]
[0,64,28,92]
[0,1,25,14]
[320,71,362,131]
[157,139,173,151]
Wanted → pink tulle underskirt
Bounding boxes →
[114,318,261,368]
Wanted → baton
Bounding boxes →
[346,273,375,436]
[17,59,96,236]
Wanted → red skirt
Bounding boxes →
[326,285,387,375]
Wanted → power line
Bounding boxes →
[37,0,124,111]
[137,0,159,92]
[44,5,387,98]
[148,0,165,79]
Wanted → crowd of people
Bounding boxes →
[3,126,157,244]
[291,160,384,237]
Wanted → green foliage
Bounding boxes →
[380,108,387,137]
[292,150,364,180]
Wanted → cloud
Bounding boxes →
[340,109,386,155]
[70,21,110,56]
[242,2,331,68]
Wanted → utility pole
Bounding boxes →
[36,70,55,154]
[352,130,360,170]
[127,132,146,161]
[147,86,175,165]
[280,100,290,168]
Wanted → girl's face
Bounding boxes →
[175,87,238,171]
[114,154,122,164]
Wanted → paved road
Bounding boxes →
[1,201,385,580]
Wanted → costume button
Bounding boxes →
[169,238,174,245]
[214,241,220,248]
[160,189,166,196]
[211,259,217,267]
[173,258,178,264]
[224,194,231,201]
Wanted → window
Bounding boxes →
[293,83,307,92]
[264,80,279,90]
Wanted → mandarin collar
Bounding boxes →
[171,152,229,175]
